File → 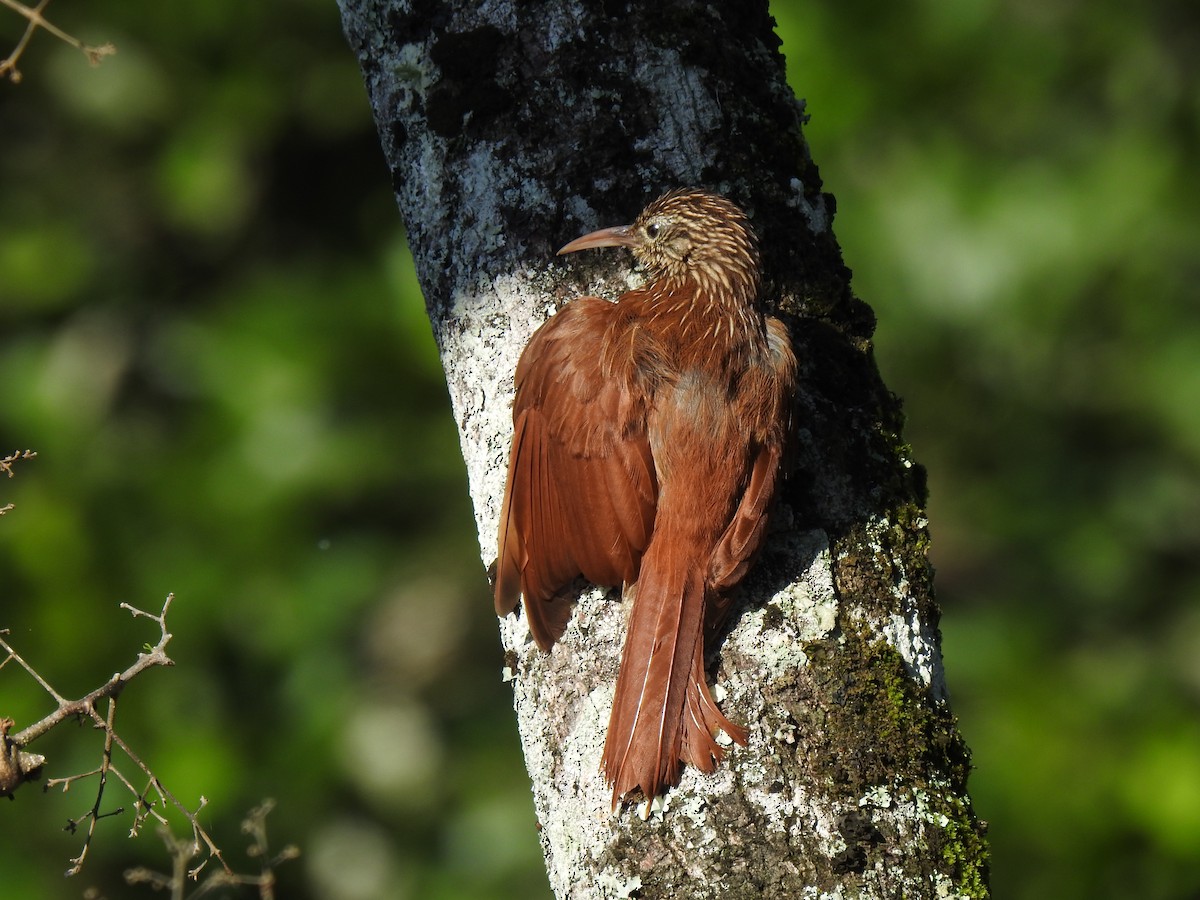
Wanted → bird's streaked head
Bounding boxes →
[558,189,761,301]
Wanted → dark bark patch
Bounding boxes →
[427,25,514,139]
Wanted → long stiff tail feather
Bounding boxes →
[681,638,748,774]
[601,534,745,806]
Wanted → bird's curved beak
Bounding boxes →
[557,224,637,255]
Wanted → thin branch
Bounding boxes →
[1,449,36,477]
[0,449,36,516]
[10,595,175,746]
[97,721,229,877]
[236,798,301,899]
[0,0,114,83]
[1,636,70,707]
[2,595,237,878]
[60,698,121,876]
[124,801,299,900]
[124,825,192,900]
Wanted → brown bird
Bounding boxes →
[494,188,796,805]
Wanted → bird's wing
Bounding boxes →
[494,296,657,651]
[705,316,798,631]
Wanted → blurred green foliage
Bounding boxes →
[0,2,543,898]
[0,1,1196,898]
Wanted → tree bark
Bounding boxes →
[337,1,989,897]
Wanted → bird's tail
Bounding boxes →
[601,532,746,806]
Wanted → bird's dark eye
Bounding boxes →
[646,223,661,239]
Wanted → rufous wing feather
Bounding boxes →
[494,297,657,651]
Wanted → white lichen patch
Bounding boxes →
[724,528,838,671]
[499,587,622,898]
[594,872,643,899]
[843,514,948,700]
[787,176,830,234]
[879,607,944,695]
[634,47,721,180]
[855,779,980,900]
[799,889,849,900]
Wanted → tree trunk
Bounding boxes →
[336,1,989,897]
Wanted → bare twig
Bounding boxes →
[0,449,36,516]
[227,798,301,900]
[2,596,237,879]
[0,0,114,83]
[125,801,299,900]
[125,824,192,900]
[9,595,176,746]
[59,699,122,876]
[1,448,36,477]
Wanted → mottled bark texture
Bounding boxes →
[337,1,989,897]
